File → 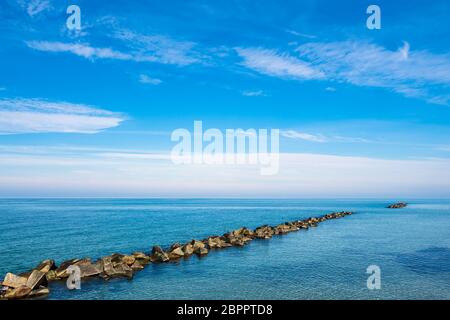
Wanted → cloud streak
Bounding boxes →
[295,41,450,102]
[281,130,370,143]
[0,98,125,134]
[113,29,201,66]
[24,0,52,16]
[26,29,202,66]
[26,41,134,61]
[139,74,162,85]
[281,130,328,143]
[236,47,325,80]
[242,90,266,97]
[237,41,450,104]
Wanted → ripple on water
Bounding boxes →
[396,247,450,274]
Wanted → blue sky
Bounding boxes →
[0,0,450,197]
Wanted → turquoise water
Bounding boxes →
[0,199,449,300]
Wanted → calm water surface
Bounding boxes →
[0,199,449,300]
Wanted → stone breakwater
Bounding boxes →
[387,202,407,209]
[0,211,353,300]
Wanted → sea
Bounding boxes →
[0,198,449,300]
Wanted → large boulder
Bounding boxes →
[3,286,31,300]
[55,258,82,278]
[45,270,60,281]
[170,243,182,250]
[101,256,133,279]
[26,270,47,290]
[2,273,27,288]
[182,243,194,256]
[34,259,55,273]
[131,260,144,271]
[254,225,274,239]
[28,287,50,298]
[3,285,32,299]
[132,252,151,265]
[195,247,209,256]
[101,256,114,277]
[150,246,169,263]
[191,240,210,255]
[274,223,299,235]
[111,263,133,279]
[78,260,103,278]
[121,255,136,266]
[205,236,231,249]
[110,253,125,264]
[168,247,185,260]
[191,240,205,250]
[229,237,247,247]
[232,227,254,238]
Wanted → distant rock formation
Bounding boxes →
[387,202,408,209]
[0,211,354,300]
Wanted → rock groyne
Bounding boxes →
[387,202,407,209]
[0,211,353,300]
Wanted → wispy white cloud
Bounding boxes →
[26,32,202,66]
[0,98,125,134]
[286,30,317,39]
[281,130,371,143]
[24,0,52,17]
[113,29,201,66]
[295,40,450,104]
[26,41,133,61]
[236,47,325,80]
[325,86,336,92]
[281,130,328,143]
[242,90,266,97]
[139,74,162,85]
[237,41,450,104]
